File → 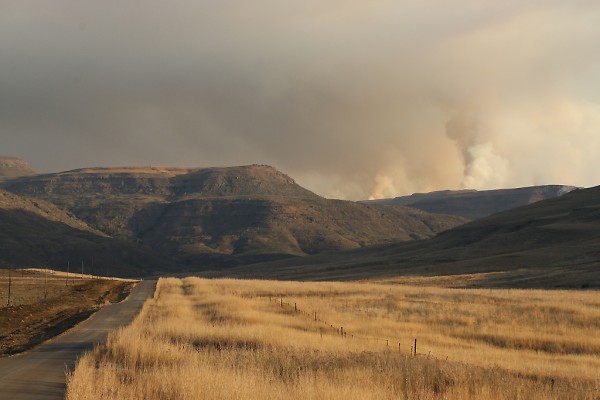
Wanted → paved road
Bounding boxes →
[0,280,156,400]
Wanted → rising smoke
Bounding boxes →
[0,1,599,199]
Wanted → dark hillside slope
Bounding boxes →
[0,190,177,276]
[130,196,463,262]
[220,186,600,288]
[366,185,577,219]
[3,165,320,237]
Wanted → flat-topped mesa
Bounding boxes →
[171,165,316,199]
[4,164,318,199]
[0,156,36,181]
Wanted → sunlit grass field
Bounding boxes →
[67,277,600,399]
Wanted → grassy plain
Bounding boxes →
[67,277,600,399]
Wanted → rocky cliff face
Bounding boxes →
[0,157,36,181]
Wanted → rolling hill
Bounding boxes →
[0,189,178,276]
[366,185,577,219]
[217,186,600,288]
[2,165,467,265]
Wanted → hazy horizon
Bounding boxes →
[2,1,599,200]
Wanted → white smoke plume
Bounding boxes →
[461,143,510,189]
[1,1,600,199]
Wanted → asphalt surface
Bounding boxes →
[0,279,156,400]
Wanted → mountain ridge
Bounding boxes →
[2,164,466,266]
[365,185,578,219]
[217,185,600,288]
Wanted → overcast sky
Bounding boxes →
[1,1,600,199]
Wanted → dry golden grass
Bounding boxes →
[67,277,600,399]
[0,268,132,307]
[0,269,87,306]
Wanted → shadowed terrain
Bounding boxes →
[213,186,600,288]
[366,185,577,219]
[0,190,177,276]
[2,165,466,266]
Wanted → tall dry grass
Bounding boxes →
[67,277,600,399]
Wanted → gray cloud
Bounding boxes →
[1,1,600,199]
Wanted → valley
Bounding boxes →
[217,185,600,288]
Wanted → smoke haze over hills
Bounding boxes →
[1,1,599,199]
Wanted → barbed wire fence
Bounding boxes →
[1,266,115,308]
[263,295,449,361]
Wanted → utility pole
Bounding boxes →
[7,268,12,307]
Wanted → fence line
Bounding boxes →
[264,295,449,361]
[1,267,116,308]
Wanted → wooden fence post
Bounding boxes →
[414,338,417,356]
[7,268,11,307]
[43,268,48,299]
[294,303,297,312]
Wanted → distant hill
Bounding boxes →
[219,186,600,288]
[0,189,178,276]
[366,185,577,219]
[0,157,36,182]
[2,165,467,265]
